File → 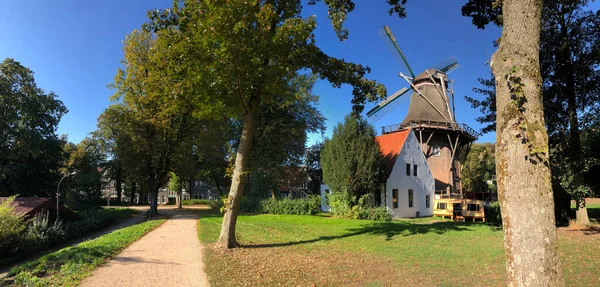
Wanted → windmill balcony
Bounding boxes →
[381,120,480,140]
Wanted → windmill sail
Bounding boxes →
[433,56,459,74]
[366,87,410,122]
[378,26,415,78]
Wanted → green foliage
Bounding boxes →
[167,172,181,193]
[462,143,496,193]
[182,199,223,210]
[240,197,262,213]
[23,212,68,253]
[9,219,164,286]
[0,59,67,197]
[321,114,385,203]
[61,137,105,210]
[0,196,26,256]
[1,208,136,262]
[348,194,391,221]
[484,202,502,226]
[97,29,208,216]
[260,196,321,215]
[327,191,352,217]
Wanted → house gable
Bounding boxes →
[378,130,435,218]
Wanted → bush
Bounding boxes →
[485,202,502,225]
[0,196,27,257]
[260,195,321,215]
[182,199,223,209]
[327,192,352,216]
[329,193,391,221]
[21,211,68,253]
[240,196,262,213]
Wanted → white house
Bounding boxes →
[377,129,435,218]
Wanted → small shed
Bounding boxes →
[0,197,81,222]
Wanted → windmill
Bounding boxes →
[368,25,479,196]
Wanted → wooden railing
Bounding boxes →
[381,120,480,139]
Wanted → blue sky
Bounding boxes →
[1,1,502,145]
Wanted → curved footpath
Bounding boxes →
[80,209,209,287]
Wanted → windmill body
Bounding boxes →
[368,26,485,220]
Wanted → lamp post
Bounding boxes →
[57,171,76,220]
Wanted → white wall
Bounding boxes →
[320,184,331,212]
[385,130,435,218]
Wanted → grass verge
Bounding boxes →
[198,210,600,286]
[4,219,164,287]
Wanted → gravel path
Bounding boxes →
[80,210,209,287]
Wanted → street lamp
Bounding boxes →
[57,171,76,220]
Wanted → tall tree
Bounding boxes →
[145,0,402,248]
[463,0,600,225]
[98,29,204,218]
[305,142,325,195]
[167,172,182,208]
[62,137,105,210]
[461,143,496,194]
[321,115,384,204]
[464,0,565,285]
[0,58,68,197]
[247,74,326,199]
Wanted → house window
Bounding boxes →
[467,203,480,211]
[426,195,430,208]
[433,145,441,156]
[408,189,413,207]
[413,164,418,176]
[406,164,411,176]
[392,189,398,208]
[436,202,447,210]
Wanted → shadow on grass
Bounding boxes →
[243,221,475,249]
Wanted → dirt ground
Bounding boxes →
[79,209,209,287]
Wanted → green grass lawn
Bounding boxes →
[199,211,600,286]
[3,219,164,287]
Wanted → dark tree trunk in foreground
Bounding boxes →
[491,0,564,286]
[216,97,259,249]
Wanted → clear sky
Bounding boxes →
[1,1,503,145]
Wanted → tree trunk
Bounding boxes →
[216,97,260,249]
[130,182,137,205]
[491,0,564,286]
[212,173,222,198]
[562,26,590,225]
[116,168,123,205]
[148,181,160,218]
[177,187,183,209]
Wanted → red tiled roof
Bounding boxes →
[376,130,411,180]
[0,197,51,215]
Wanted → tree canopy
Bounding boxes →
[321,114,384,203]
[0,58,68,197]
[461,143,495,194]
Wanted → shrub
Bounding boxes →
[260,195,321,215]
[240,196,261,213]
[330,193,391,221]
[182,199,223,209]
[21,211,67,253]
[485,202,502,225]
[0,196,26,257]
[365,207,392,221]
[327,192,352,216]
